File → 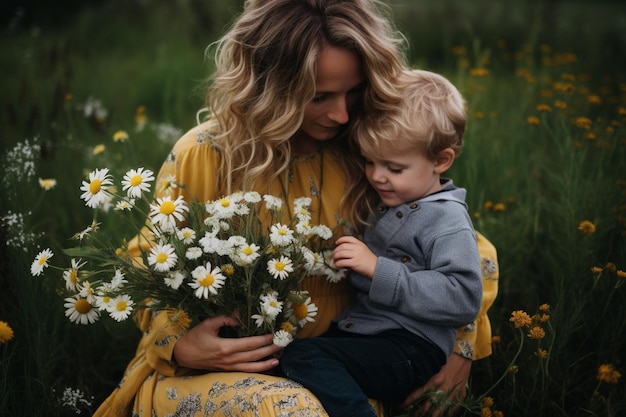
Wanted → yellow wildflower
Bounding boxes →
[64,93,73,101]
[555,100,567,109]
[0,321,14,344]
[536,104,552,112]
[481,407,493,417]
[509,365,519,374]
[482,397,495,408]
[617,270,626,279]
[527,115,540,125]
[617,106,626,116]
[510,310,532,328]
[587,95,601,105]
[591,266,603,274]
[113,130,129,142]
[483,201,494,211]
[494,203,506,212]
[452,46,467,55]
[527,326,546,339]
[585,132,596,140]
[470,68,490,77]
[167,309,191,332]
[605,262,616,272]
[577,220,596,235]
[597,364,622,384]
[92,144,105,155]
[539,303,550,312]
[534,349,549,359]
[494,411,504,417]
[491,336,501,344]
[574,117,592,130]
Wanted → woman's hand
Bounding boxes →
[173,315,282,373]
[400,353,471,416]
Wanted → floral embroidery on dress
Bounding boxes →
[309,175,320,197]
[155,334,172,346]
[482,257,498,280]
[166,386,178,400]
[454,338,474,359]
[167,392,202,417]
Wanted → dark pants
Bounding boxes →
[280,325,446,417]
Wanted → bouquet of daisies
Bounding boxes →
[31,167,345,346]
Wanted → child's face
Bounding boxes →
[363,145,442,207]
[296,45,364,150]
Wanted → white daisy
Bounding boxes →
[80,168,113,208]
[31,248,53,276]
[78,281,97,304]
[149,195,188,229]
[121,167,155,198]
[287,295,318,327]
[199,234,221,254]
[63,258,86,291]
[164,270,185,290]
[64,295,100,325]
[176,227,196,244]
[310,224,333,240]
[108,294,134,322]
[260,291,283,321]
[114,198,135,211]
[189,262,226,299]
[110,268,127,289]
[269,223,294,246]
[243,191,261,203]
[234,243,261,266]
[263,194,283,210]
[267,256,294,280]
[158,174,178,195]
[251,313,266,327]
[273,329,294,347]
[207,196,239,219]
[185,246,203,260]
[323,250,346,283]
[147,243,178,272]
[95,294,114,312]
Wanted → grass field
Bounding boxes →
[1,1,625,415]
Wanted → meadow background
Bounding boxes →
[1,0,625,415]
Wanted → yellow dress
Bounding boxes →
[93,121,499,417]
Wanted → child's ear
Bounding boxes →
[433,148,455,173]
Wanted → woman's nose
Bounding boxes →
[327,97,349,124]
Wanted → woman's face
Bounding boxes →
[293,45,364,153]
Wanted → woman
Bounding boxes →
[94,0,497,415]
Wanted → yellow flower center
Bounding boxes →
[200,274,215,287]
[130,174,143,187]
[116,301,128,312]
[275,261,286,271]
[293,302,308,320]
[278,229,288,236]
[160,201,175,215]
[243,246,254,256]
[38,256,48,266]
[75,299,92,314]
[219,198,231,208]
[156,253,168,264]
[89,179,102,194]
[69,269,78,284]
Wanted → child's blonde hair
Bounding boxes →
[346,69,467,233]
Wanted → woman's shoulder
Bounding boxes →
[171,119,220,155]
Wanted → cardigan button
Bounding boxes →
[396,211,403,218]
[379,206,387,212]
[409,203,419,209]
[344,322,354,329]
[400,256,410,263]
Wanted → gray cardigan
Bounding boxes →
[333,179,483,357]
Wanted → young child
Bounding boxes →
[280,69,483,417]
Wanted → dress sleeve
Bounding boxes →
[453,231,499,360]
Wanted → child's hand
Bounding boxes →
[332,235,378,279]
